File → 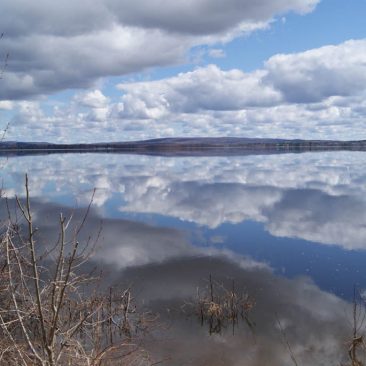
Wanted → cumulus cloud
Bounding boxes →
[74,90,109,108]
[0,100,14,110]
[0,0,319,100]
[117,39,366,113]
[116,65,282,117]
[0,25,192,100]
[110,39,366,141]
[4,2,366,142]
[73,89,111,122]
[265,39,366,103]
[109,0,318,36]
[4,38,366,142]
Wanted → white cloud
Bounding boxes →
[74,90,109,108]
[74,89,111,122]
[117,65,282,116]
[117,39,366,113]
[208,48,226,58]
[0,0,320,100]
[0,100,14,110]
[0,25,192,100]
[265,39,366,103]
[5,39,366,142]
[111,39,366,140]
[109,0,318,35]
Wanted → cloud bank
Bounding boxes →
[4,37,366,142]
[115,39,366,116]
[0,0,319,100]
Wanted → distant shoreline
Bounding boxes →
[1,137,366,157]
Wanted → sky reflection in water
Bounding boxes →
[1,152,366,365]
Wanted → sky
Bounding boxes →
[0,0,366,143]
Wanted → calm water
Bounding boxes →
[2,151,366,365]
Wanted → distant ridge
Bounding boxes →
[1,137,366,157]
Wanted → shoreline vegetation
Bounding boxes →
[0,177,155,365]
[1,137,366,157]
[0,176,258,365]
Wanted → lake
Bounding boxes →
[1,151,366,365]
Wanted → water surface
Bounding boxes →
[1,151,366,365]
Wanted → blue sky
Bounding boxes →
[0,0,366,142]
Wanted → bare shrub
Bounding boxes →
[0,175,154,365]
[340,288,366,366]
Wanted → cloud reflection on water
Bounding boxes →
[0,197,354,365]
[2,152,366,249]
